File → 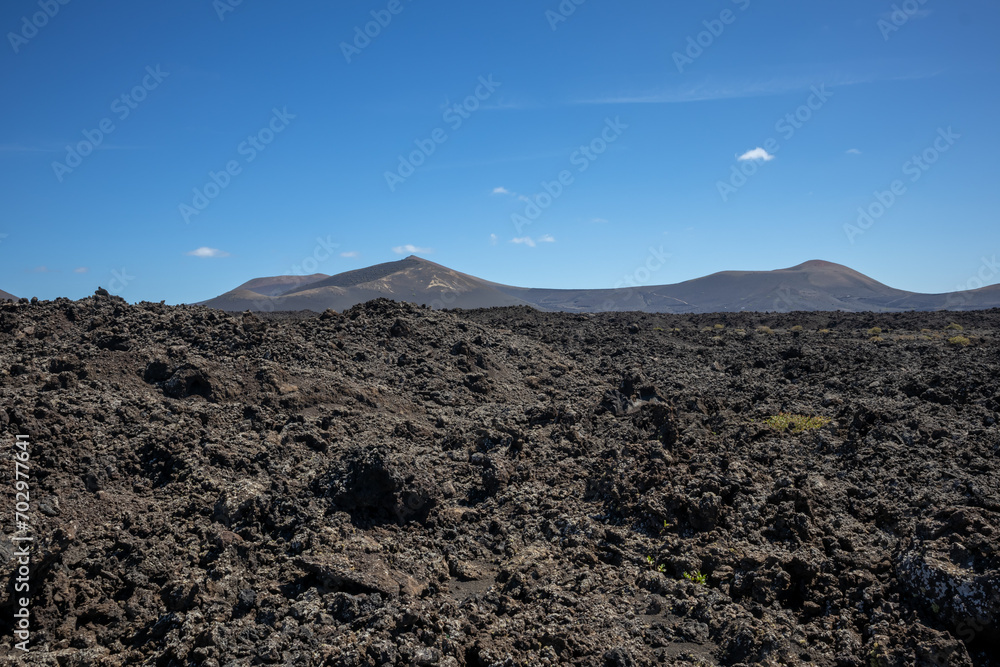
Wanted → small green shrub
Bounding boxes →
[762,413,831,433]
[713,323,725,330]
[756,326,774,335]
[948,335,971,347]
[867,326,882,335]
[790,325,803,332]
[818,328,831,334]
[683,571,707,585]
[945,323,964,331]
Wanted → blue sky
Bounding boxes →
[2,0,998,303]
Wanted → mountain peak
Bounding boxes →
[787,260,848,271]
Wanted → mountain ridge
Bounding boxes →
[198,256,1000,313]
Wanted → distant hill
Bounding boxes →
[198,257,535,312]
[0,289,17,301]
[198,257,1000,313]
[228,274,329,297]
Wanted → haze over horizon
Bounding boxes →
[2,1,998,305]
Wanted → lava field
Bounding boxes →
[0,294,997,666]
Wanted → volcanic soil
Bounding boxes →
[0,294,997,666]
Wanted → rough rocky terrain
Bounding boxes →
[0,293,998,666]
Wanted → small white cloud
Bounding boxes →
[492,186,510,195]
[737,147,775,162]
[74,267,89,274]
[591,217,609,224]
[489,233,498,245]
[340,251,359,258]
[29,266,52,273]
[186,247,230,258]
[392,244,432,255]
[511,235,555,248]
[846,148,862,155]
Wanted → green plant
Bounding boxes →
[867,326,882,335]
[948,335,971,347]
[945,322,964,331]
[756,325,774,335]
[713,323,725,330]
[683,570,707,585]
[818,328,831,334]
[790,325,803,332]
[762,413,831,433]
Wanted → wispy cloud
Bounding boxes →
[511,235,555,248]
[186,247,230,258]
[28,266,53,273]
[738,147,775,162]
[489,233,498,245]
[73,267,89,274]
[340,251,359,258]
[392,244,432,255]
[577,69,939,106]
[0,144,58,153]
[846,148,862,155]
[592,217,609,224]
[492,186,510,195]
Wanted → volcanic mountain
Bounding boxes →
[198,256,1000,313]
[0,289,17,301]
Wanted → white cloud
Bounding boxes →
[73,267,89,274]
[737,147,775,162]
[186,247,230,258]
[592,217,609,223]
[511,235,555,248]
[392,244,432,255]
[846,148,862,155]
[492,186,510,195]
[489,233,498,245]
[29,266,53,273]
[340,251,359,258]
